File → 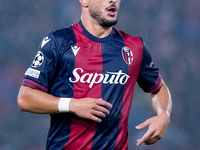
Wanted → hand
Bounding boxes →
[135,112,170,146]
[69,98,112,123]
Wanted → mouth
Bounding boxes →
[106,6,117,16]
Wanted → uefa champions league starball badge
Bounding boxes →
[31,51,44,68]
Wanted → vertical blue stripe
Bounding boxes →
[46,26,76,150]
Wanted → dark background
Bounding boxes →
[0,0,200,149]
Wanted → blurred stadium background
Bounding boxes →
[0,0,200,149]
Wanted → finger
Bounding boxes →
[137,129,153,146]
[144,136,160,145]
[92,110,106,118]
[144,131,162,145]
[94,105,110,115]
[135,120,149,130]
[96,99,113,108]
[90,115,102,123]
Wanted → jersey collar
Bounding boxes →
[78,20,115,43]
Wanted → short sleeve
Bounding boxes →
[22,32,58,92]
[137,42,162,93]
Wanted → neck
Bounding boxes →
[80,15,112,38]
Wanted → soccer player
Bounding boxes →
[17,0,172,149]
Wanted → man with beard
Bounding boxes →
[17,0,172,149]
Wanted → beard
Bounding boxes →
[89,6,118,28]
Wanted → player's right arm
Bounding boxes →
[17,85,112,122]
[18,31,112,122]
[17,85,60,114]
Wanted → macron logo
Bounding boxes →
[71,45,80,56]
[41,36,51,48]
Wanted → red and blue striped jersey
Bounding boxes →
[22,20,162,150]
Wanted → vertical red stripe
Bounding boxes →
[65,23,103,150]
[124,51,128,63]
[115,34,143,149]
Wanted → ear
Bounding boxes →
[79,0,89,7]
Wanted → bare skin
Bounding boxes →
[17,0,172,147]
[136,81,172,146]
[18,85,112,123]
[79,0,120,38]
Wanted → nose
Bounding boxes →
[109,0,117,3]
[109,0,120,8]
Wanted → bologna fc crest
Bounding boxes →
[121,46,133,65]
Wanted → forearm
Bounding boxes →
[136,81,172,146]
[18,85,112,122]
[152,81,172,117]
[17,85,60,114]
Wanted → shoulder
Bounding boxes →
[51,26,74,43]
[51,27,72,39]
[46,26,75,52]
[115,29,143,44]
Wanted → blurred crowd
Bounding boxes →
[0,0,200,149]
